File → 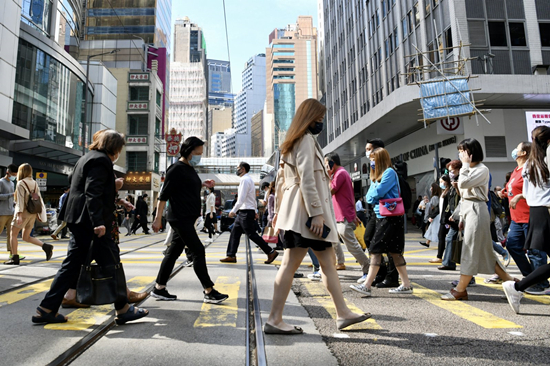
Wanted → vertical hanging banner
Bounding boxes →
[166,128,182,156]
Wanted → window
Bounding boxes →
[488,22,507,47]
[407,11,413,34]
[129,86,149,101]
[382,1,386,17]
[273,52,294,56]
[154,152,159,173]
[509,23,526,47]
[402,18,408,39]
[127,152,148,171]
[155,117,161,137]
[485,136,507,157]
[541,23,550,47]
[273,44,294,48]
[156,90,161,107]
[385,39,390,58]
[414,3,420,27]
[445,28,453,56]
[128,115,148,135]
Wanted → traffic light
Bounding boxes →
[440,158,451,176]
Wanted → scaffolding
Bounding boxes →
[403,35,491,128]
[169,62,207,139]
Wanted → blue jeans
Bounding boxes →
[493,241,507,256]
[506,221,532,277]
[442,227,457,269]
[528,249,549,288]
[308,248,319,272]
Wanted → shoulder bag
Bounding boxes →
[21,180,43,214]
[378,170,405,217]
[76,237,127,305]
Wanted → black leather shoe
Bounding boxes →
[438,266,456,271]
[372,276,385,286]
[376,280,400,288]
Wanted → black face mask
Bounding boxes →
[308,122,324,135]
[236,168,242,176]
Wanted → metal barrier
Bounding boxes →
[245,235,267,366]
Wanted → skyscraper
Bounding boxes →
[170,17,208,140]
[265,16,318,150]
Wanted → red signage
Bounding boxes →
[166,128,182,157]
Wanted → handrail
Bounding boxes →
[245,235,267,366]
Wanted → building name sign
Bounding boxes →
[128,102,149,110]
[123,172,152,191]
[391,136,457,165]
[129,73,150,81]
[525,111,550,142]
[127,136,148,144]
[351,171,361,181]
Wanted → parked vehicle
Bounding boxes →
[34,208,57,235]
[220,199,235,232]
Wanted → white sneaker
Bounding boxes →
[388,285,413,294]
[350,284,371,297]
[205,238,213,243]
[356,273,368,284]
[502,280,523,314]
[307,272,322,281]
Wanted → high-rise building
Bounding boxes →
[319,0,550,199]
[206,59,234,156]
[265,16,318,150]
[169,62,207,139]
[85,0,172,53]
[230,54,267,156]
[251,110,264,157]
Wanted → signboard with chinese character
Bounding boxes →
[166,128,182,157]
[525,112,550,142]
[127,102,149,111]
[122,172,152,191]
[128,73,150,82]
[126,136,148,144]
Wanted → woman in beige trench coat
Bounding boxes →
[265,98,371,334]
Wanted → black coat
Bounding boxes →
[135,198,148,217]
[59,150,116,229]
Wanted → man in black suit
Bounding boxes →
[130,194,150,234]
[33,130,148,325]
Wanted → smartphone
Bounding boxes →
[306,217,331,239]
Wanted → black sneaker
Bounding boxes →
[151,287,177,301]
[203,289,229,304]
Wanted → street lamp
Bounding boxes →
[81,49,120,151]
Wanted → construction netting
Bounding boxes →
[169,62,207,139]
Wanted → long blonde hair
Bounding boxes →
[370,148,392,182]
[280,98,326,155]
[17,163,33,181]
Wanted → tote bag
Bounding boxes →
[262,226,279,243]
[76,238,127,305]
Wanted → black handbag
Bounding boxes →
[76,237,127,305]
[451,231,463,264]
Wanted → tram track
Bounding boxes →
[0,235,166,296]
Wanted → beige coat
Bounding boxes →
[274,133,339,243]
[14,177,47,222]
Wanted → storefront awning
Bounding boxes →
[10,140,83,165]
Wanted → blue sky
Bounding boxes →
[171,0,318,93]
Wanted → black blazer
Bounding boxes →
[60,150,116,229]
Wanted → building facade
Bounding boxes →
[265,16,318,150]
[251,110,264,157]
[319,0,550,199]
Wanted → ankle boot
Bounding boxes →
[4,254,20,265]
[42,243,53,261]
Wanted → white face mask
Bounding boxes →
[9,175,16,182]
[365,150,371,159]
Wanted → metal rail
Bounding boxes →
[0,236,166,296]
[245,235,267,366]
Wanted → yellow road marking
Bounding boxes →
[474,277,550,305]
[194,276,240,328]
[46,276,155,331]
[403,248,434,254]
[301,280,381,330]
[411,283,522,329]
[0,279,53,308]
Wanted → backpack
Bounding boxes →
[22,181,43,214]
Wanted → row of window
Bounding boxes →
[127,151,159,173]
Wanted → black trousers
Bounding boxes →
[437,223,450,258]
[204,213,216,238]
[226,210,273,257]
[131,215,149,234]
[40,222,128,312]
[156,220,214,289]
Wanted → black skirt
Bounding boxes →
[283,230,332,251]
[525,206,550,252]
[369,215,405,254]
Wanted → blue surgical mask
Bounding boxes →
[511,148,518,160]
[205,189,210,194]
[189,154,201,166]
[370,161,376,170]
[308,122,324,135]
[9,176,16,182]
[440,183,446,189]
